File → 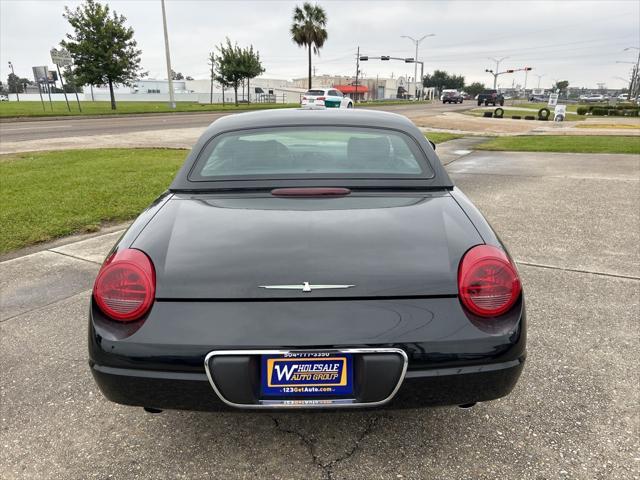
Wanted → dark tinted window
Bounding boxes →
[190,127,434,180]
[306,90,326,96]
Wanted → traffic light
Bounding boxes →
[359,56,368,61]
[506,69,514,73]
[404,57,414,63]
[524,67,532,71]
[381,56,390,61]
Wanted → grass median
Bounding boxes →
[476,135,640,154]
[0,134,462,253]
[0,148,187,253]
[0,101,300,118]
[424,132,464,144]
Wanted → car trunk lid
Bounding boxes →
[133,193,482,299]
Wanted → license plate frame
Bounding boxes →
[261,352,353,397]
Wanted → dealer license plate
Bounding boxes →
[261,352,353,397]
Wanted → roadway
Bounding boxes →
[0,101,471,143]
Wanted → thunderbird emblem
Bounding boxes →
[259,282,354,292]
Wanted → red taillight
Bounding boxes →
[302,96,307,100]
[458,245,521,318]
[93,248,155,322]
[317,96,325,101]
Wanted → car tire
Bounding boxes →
[500,100,505,106]
[477,101,482,106]
[346,102,353,109]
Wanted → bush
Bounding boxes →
[607,109,618,116]
[591,107,607,116]
[577,107,588,115]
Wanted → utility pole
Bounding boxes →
[535,73,545,89]
[354,46,360,104]
[522,67,532,99]
[161,0,176,109]
[401,34,435,99]
[208,52,215,104]
[7,61,19,101]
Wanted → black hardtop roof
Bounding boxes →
[201,107,416,134]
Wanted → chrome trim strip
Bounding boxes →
[203,348,408,410]
[259,282,355,292]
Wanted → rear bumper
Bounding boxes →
[89,296,526,411]
[90,355,525,411]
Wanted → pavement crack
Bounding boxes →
[0,289,90,323]
[515,260,640,281]
[270,414,386,480]
[47,249,102,265]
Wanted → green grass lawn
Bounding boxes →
[0,148,187,253]
[476,135,640,154]
[0,101,300,118]
[425,132,465,144]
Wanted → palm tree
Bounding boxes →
[290,2,327,90]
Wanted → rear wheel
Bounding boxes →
[477,100,482,106]
[346,102,353,109]
[499,100,505,106]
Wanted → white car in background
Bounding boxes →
[301,88,353,109]
[617,93,630,101]
[0,94,8,102]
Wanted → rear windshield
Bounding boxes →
[305,90,326,96]
[189,127,434,181]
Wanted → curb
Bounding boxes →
[0,222,130,263]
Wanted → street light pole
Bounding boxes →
[535,73,545,89]
[8,61,19,101]
[401,34,435,99]
[488,57,509,89]
[160,0,176,109]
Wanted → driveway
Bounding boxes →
[1,149,638,479]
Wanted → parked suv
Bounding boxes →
[442,91,463,104]
[477,90,504,106]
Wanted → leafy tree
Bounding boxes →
[464,82,485,97]
[554,80,569,93]
[291,2,327,90]
[423,70,465,91]
[216,39,244,106]
[240,44,265,104]
[7,73,24,93]
[62,66,84,93]
[171,70,184,80]
[61,0,143,110]
[215,39,264,106]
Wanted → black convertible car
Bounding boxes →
[89,109,525,411]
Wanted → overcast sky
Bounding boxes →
[1,0,638,89]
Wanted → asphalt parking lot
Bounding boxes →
[1,149,638,480]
